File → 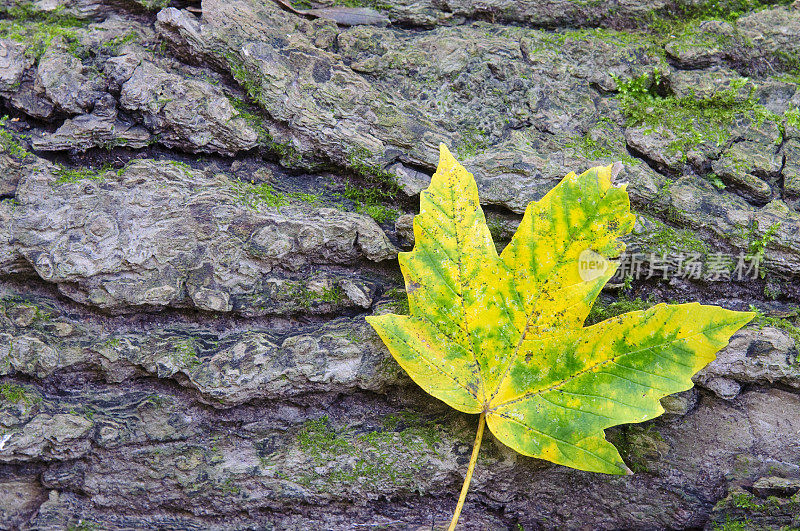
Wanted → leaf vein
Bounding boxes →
[537,394,614,420]
[494,412,620,469]
[380,323,477,398]
[489,183,627,401]
[490,327,714,411]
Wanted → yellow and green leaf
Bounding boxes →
[367,144,753,475]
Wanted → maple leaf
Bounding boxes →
[366,144,753,527]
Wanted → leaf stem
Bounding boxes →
[448,412,485,531]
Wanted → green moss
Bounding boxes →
[763,282,782,300]
[104,338,121,348]
[730,218,780,279]
[537,26,663,55]
[564,131,638,165]
[656,17,739,53]
[150,40,169,57]
[379,411,441,450]
[731,491,760,509]
[228,96,269,142]
[705,172,727,190]
[217,477,241,495]
[713,517,749,531]
[66,520,100,531]
[616,70,798,162]
[332,0,392,9]
[101,31,138,55]
[0,383,28,404]
[454,126,490,159]
[53,165,110,185]
[586,296,656,325]
[293,413,441,490]
[230,176,322,210]
[289,191,323,204]
[345,146,400,194]
[670,0,793,23]
[29,303,52,324]
[227,93,304,165]
[320,286,344,303]
[95,137,133,150]
[230,180,287,209]
[269,140,304,165]
[384,287,409,314]
[172,338,201,369]
[356,203,398,224]
[616,69,740,159]
[137,0,171,10]
[289,0,393,8]
[299,417,352,458]
[0,4,87,61]
[0,116,32,161]
[340,179,398,224]
[746,221,780,277]
[773,47,800,78]
[774,68,800,86]
[0,298,52,323]
[226,54,264,105]
[81,405,96,420]
[167,160,191,171]
[291,284,344,310]
[637,215,710,257]
[641,0,795,48]
[785,107,800,130]
[713,487,800,528]
[141,394,171,410]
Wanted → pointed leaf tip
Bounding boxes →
[438,143,455,165]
